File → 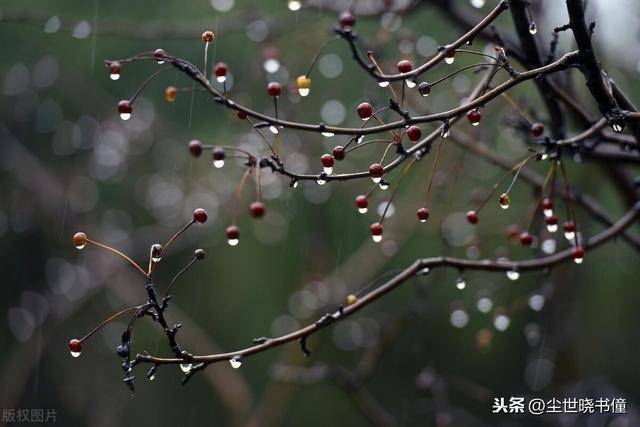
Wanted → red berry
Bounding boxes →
[572,246,585,259]
[69,339,82,353]
[333,145,345,160]
[339,11,356,28]
[236,111,247,120]
[406,126,422,141]
[214,62,228,77]
[267,82,282,97]
[369,163,384,178]
[193,208,208,224]
[154,48,166,62]
[542,197,553,210]
[118,100,132,114]
[519,232,533,246]
[109,61,121,74]
[397,60,413,73]
[544,215,558,225]
[357,102,373,120]
[370,222,383,236]
[563,221,576,232]
[466,210,478,224]
[416,207,430,221]
[212,147,225,161]
[321,154,335,168]
[250,201,266,218]
[467,109,481,125]
[189,140,203,157]
[355,195,368,209]
[194,248,206,259]
[226,225,240,239]
[531,123,544,138]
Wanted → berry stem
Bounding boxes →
[79,305,144,343]
[232,167,254,224]
[85,238,148,277]
[422,137,447,208]
[378,158,416,225]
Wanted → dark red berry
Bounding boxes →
[542,197,554,210]
[212,147,225,161]
[369,163,384,178]
[69,339,82,353]
[267,82,282,97]
[250,201,266,218]
[355,195,368,209]
[154,48,166,62]
[357,102,373,120]
[118,100,132,114]
[406,126,422,141]
[370,222,383,236]
[194,249,206,259]
[531,123,544,138]
[189,140,203,157]
[339,11,356,28]
[519,232,533,246]
[467,109,481,125]
[226,225,240,239]
[109,61,121,74]
[193,208,208,224]
[321,154,334,168]
[466,210,478,224]
[572,246,585,260]
[236,111,247,120]
[214,62,227,77]
[416,207,430,221]
[563,221,576,232]
[397,60,412,73]
[545,215,558,225]
[333,145,345,160]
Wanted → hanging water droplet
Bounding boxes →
[150,244,163,263]
[269,125,279,135]
[543,208,553,217]
[405,79,416,88]
[418,82,431,97]
[564,231,575,240]
[316,178,326,185]
[358,207,368,214]
[456,277,466,290]
[149,374,156,381]
[470,0,486,8]
[379,181,389,190]
[371,176,382,184]
[287,0,302,11]
[180,363,192,373]
[445,56,455,65]
[321,131,335,137]
[574,256,583,264]
[506,270,520,281]
[119,112,131,121]
[213,159,225,168]
[291,180,299,188]
[498,193,510,210]
[228,238,239,246]
[70,350,81,358]
[372,235,382,243]
[529,22,537,35]
[547,224,558,233]
[110,72,120,81]
[442,128,450,138]
[540,153,549,160]
[611,123,624,133]
[298,88,310,97]
[356,135,365,144]
[378,81,389,88]
[230,356,242,369]
[323,166,333,175]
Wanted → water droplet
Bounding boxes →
[529,22,537,35]
[150,244,163,263]
[216,75,227,83]
[291,180,299,188]
[456,277,466,290]
[356,135,365,144]
[298,88,310,97]
[547,224,558,233]
[323,166,333,175]
[506,270,520,281]
[287,0,302,11]
[180,363,192,373]
[70,350,81,358]
[574,256,583,264]
[110,72,120,81]
[228,238,239,246]
[442,128,450,138]
[543,208,553,217]
[120,112,131,121]
[230,356,242,369]
[214,159,225,168]
[498,193,510,210]
[269,125,280,135]
[378,81,389,88]
[316,178,326,185]
[321,132,335,137]
[564,231,575,240]
[372,235,382,243]
[358,207,368,214]
[445,56,455,65]
[149,374,155,381]
[405,79,416,88]
[371,177,381,184]
[379,182,389,190]
[470,0,486,8]
[612,123,623,133]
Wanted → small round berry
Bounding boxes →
[194,248,206,259]
[333,145,345,160]
[416,207,430,222]
[154,48,166,62]
[397,60,413,73]
[201,30,215,43]
[531,123,544,138]
[545,215,558,225]
[267,82,282,97]
[296,75,311,89]
[369,163,384,178]
[73,232,87,249]
[467,109,481,126]
[572,246,585,262]
[339,11,356,28]
[226,225,240,239]
[418,82,431,96]
[406,126,422,141]
[355,195,368,209]
[193,208,208,224]
[498,193,510,209]
[370,222,383,236]
[212,147,225,161]
[346,294,358,305]
[542,198,554,210]
[321,154,335,168]
[236,110,247,120]
[519,232,533,246]
[118,100,132,115]
[563,221,576,232]
[466,210,478,224]
[189,140,203,157]
[357,102,373,120]
[108,61,121,76]
[250,201,266,218]
[69,339,82,356]
[214,62,228,77]
[165,86,177,102]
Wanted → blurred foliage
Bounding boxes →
[0,0,639,426]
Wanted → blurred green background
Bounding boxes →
[1,0,639,426]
